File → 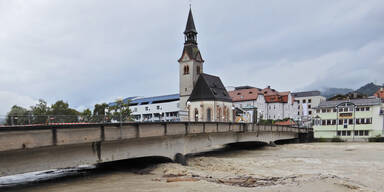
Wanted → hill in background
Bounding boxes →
[320,82,383,99]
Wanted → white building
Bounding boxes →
[229,86,299,121]
[292,91,326,118]
[112,94,180,122]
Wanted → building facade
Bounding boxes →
[187,74,233,122]
[178,8,204,117]
[313,98,384,141]
[292,91,326,117]
[229,86,299,121]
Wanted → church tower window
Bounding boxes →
[184,65,189,75]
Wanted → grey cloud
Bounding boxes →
[0,0,383,114]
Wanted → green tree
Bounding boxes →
[109,99,132,122]
[30,99,50,124]
[6,105,30,125]
[49,100,80,123]
[81,108,92,122]
[92,103,110,122]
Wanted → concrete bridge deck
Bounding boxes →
[0,122,311,176]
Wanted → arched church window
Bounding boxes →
[194,108,199,122]
[184,65,189,75]
[207,108,212,122]
[217,106,221,122]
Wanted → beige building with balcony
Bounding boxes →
[313,98,384,141]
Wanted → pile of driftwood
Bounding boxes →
[156,173,298,188]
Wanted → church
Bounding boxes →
[178,9,233,122]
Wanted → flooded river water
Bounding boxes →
[2,143,384,192]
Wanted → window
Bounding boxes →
[332,119,336,125]
[356,108,360,111]
[207,108,212,122]
[361,118,365,124]
[308,105,311,109]
[316,109,320,113]
[342,131,346,136]
[347,131,351,136]
[354,131,359,136]
[356,119,360,124]
[337,131,341,136]
[364,130,369,136]
[303,99,306,103]
[308,99,312,103]
[359,130,364,136]
[326,108,331,113]
[309,111,312,115]
[185,88,187,92]
[194,108,199,122]
[327,120,331,125]
[366,107,370,111]
[145,106,149,111]
[196,66,201,74]
[333,108,337,112]
[348,119,353,125]
[366,118,372,124]
[298,112,300,115]
[183,65,189,75]
[322,109,326,113]
[361,107,365,111]
[322,120,326,125]
[156,106,161,110]
[339,119,343,125]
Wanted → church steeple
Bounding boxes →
[184,8,198,45]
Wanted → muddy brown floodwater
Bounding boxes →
[5,143,384,192]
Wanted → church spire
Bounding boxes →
[184,8,197,45]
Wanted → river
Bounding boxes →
[2,142,384,192]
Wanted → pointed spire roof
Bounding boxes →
[184,8,197,34]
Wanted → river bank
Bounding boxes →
[3,143,384,192]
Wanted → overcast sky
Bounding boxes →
[1,0,383,114]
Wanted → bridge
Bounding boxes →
[0,122,311,176]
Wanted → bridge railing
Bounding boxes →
[0,122,308,153]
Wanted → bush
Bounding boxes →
[368,135,384,142]
[331,137,344,142]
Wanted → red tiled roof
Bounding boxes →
[229,86,292,103]
[275,120,296,126]
[229,88,261,102]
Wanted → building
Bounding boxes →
[313,98,384,141]
[129,94,180,122]
[109,94,180,122]
[374,87,384,100]
[187,73,233,122]
[178,8,233,121]
[111,8,233,122]
[178,8,204,120]
[292,91,326,117]
[229,86,299,121]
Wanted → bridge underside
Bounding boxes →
[0,131,296,176]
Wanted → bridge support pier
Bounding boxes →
[174,153,187,166]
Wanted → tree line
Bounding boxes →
[5,99,131,125]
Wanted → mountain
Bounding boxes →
[355,82,382,96]
[320,88,354,98]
